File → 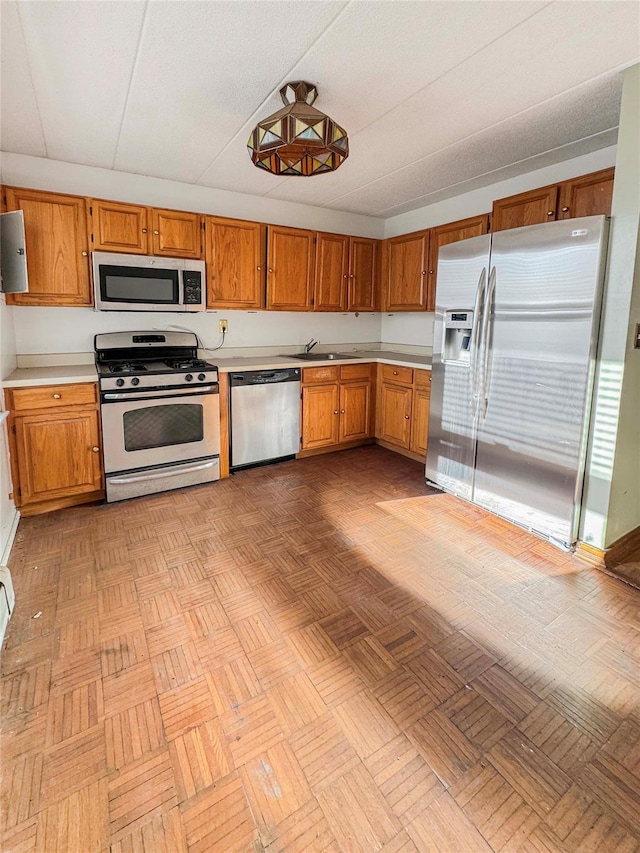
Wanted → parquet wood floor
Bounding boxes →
[1,445,639,852]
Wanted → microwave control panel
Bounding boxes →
[183,271,202,304]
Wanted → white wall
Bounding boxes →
[384,146,617,237]
[381,313,434,348]
[12,306,381,355]
[0,295,18,563]
[0,152,385,239]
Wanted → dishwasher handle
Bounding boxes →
[230,369,301,386]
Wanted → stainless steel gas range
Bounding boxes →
[95,332,220,502]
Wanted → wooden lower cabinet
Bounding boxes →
[6,383,104,515]
[376,366,431,458]
[301,365,372,452]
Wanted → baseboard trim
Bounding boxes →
[1,507,20,567]
[375,439,425,464]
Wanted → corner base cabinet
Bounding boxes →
[6,383,104,516]
[376,366,431,459]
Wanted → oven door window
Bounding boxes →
[123,403,203,451]
[99,265,179,305]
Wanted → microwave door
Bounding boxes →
[97,264,180,310]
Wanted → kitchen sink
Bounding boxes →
[285,352,361,361]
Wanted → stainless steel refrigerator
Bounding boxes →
[425,215,608,549]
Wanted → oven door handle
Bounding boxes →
[108,459,219,484]
[103,385,218,401]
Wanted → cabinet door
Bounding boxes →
[314,232,348,311]
[14,410,102,506]
[301,384,340,449]
[339,381,371,442]
[384,231,429,311]
[4,188,92,306]
[266,226,315,310]
[491,186,558,232]
[206,217,265,309]
[427,215,489,311]
[410,386,430,457]
[348,237,379,311]
[151,208,202,258]
[557,168,614,219]
[379,383,412,448]
[92,200,149,253]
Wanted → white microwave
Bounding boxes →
[93,252,206,312]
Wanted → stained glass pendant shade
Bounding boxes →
[247,81,349,176]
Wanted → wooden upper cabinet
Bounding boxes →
[266,225,315,311]
[427,214,489,311]
[491,185,559,232]
[349,237,379,311]
[384,230,429,311]
[557,168,614,219]
[314,232,349,311]
[92,200,149,254]
[151,208,202,258]
[206,217,265,309]
[4,187,92,306]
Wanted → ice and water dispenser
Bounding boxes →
[442,310,473,366]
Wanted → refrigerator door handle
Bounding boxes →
[480,266,497,420]
[470,267,487,414]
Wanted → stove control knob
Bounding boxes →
[116,378,125,387]
[185,373,193,382]
[131,377,140,386]
[197,373,206,381]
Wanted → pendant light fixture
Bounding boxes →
[247,81,349,176]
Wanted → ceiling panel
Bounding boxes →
[0,2,46,157]
[332,75,622,216]
[198,0,546,192]
[115,1,346,183]
[267,0,639,208]
[17,1,146,167]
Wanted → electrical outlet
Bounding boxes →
[219,319,228,334]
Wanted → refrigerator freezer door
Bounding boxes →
[426,234,491,500]
[472,216,608,546]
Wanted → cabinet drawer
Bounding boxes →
[10,383,98,413]
[381,364,414,385]
[415,369,432,391]
[340,363,372,382]
[303,366,340,384]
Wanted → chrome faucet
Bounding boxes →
[305,338,319,353]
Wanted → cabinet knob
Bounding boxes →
[343,274,348,279]
[92,446,100,453]
[404,415,410,420]
[153,230,159,235]
[421,270,427,275]
[546,211,554,216]
[257,266,262,271]
[268,268,273,273]
[81,251,88,257]
[52,393,61,399]
[429,269,434,274]
[393,370,398,375]
[142,228,148,233]
[562,206,569,212]
[340,409,345,414]
[349,274,354,279]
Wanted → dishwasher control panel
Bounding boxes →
[230,369,300,386]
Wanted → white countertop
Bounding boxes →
[2,351,430,388]
[3,364,99,388]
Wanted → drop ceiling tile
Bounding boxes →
[330,75,622,217]
[115,1,346,183]
[17,1,146,167]
[267,1,639,209]
[0,2,46,157]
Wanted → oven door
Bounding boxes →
[101,387,220,474]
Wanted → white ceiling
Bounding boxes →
[1,1,638,218]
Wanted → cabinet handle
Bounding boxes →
[562,206,569,212]
[429,269,434,274]
[343,274,349,279]
[268,268,273,273]
[142,228,148,233]
[52,393,61,399]
[349,274,354,279]
[340,409,345,414]
[92,446,100,453]
[404,415,410,420]
[393,370,398,375]
[153,230,159,235]
[421,270,427,275]
[257,266,262,271]
[333,410,339,415]
[81,251,88,257]
[546,211,554,216]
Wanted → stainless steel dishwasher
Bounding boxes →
[229,368,301,470]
